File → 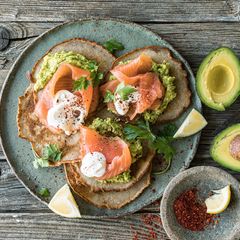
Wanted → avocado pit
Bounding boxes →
[207,65,234,96]
[229,134,240,160]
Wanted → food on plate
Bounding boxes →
[205,185,231,214]
[65,118,155,193]
[65,163,151,209]
[17,38,115,167]
[196,47,240,111]
[103,38,125,54]
[173,108,207,138]
[17,41,193,210]
[101,46,191,123]
[211,124,240,172]
[48,184,81,218]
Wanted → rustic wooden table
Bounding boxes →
[0,1,240,239]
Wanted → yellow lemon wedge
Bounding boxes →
[205,185,231,214]
[173,108,207,138]
[48,184,81,218]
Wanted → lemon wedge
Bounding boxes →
[173,108,207,138]
[205,185,231,214]
[48,184,81,218]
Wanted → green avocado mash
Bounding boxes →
[143,61,176,123]
[89,118,143,183]
[98,170,131,184]
[34,51,102,91]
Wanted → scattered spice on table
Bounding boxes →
[173,188,219,231]
[130,213,162,240]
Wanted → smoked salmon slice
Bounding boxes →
[100,54,164,120]
[80,126,132,180]
[34,63,97,132]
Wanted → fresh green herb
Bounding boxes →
[124,120,176,174]
[92,72,104,87]
[73,76,90,91]
[152,137,175,162]
[115,82,137,101]
[158,124,177,142]
[104,90,115,103]
[124,120,156,143]
[33,144,62,169]
[103,39,124,54]
[38,188,50,197]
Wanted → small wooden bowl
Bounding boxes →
[160,166,240,240]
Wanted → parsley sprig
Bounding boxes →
[103,39,124,54]
[38,188,50,197]
[33,144,62,169]
[73,76,90,91]
[115,82,137,101]
[103,83,137,103]
[104,90,115,103]
[124,120,156,143]
[124,120,176,173]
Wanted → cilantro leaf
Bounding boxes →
[152,137,175,162]
[103,39,124,54]
[124,120,176,172]
[73,76,90,91]
[124,120,156,143]
[33,144,62,169]
[38,188,50,197]
[159,124,177,142]
[92,72,104,87]
[115,82,137,101]
[104,90,115,103]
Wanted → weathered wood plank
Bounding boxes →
[1,22,240,71]
[0,0,239,23]
[0,212,168,240]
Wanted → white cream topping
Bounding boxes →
[80,152,106,178]
[47,90,86,135]
[114,90,140,116]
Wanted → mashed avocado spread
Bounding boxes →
[143,61,176,123]
[34,51,101,91]
[89,118,143,183]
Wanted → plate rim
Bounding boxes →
[0,17,201,217]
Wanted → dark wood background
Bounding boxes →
[0,1,240,239]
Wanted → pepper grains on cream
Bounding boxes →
[80,152,107,178]
[47,90,86,135]
[114,89,140,116]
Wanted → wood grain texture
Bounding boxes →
[1,22,240,71]
[1,7,240,239]
[0,0,239,23]
[0,213,168,240]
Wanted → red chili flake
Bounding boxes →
[173,188,217,231]
[141,213,162,239]
[130,224,138,240]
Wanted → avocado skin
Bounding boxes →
[210,123,240,172]
[196,47,240,111]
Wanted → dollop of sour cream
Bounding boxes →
[47,90,86,135]
[114,90,140,116]
[80,152,106,178]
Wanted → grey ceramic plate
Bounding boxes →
[0,18,201,217]
[160,166,240,240]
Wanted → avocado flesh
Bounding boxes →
[211,124,240,172]
[197,47,240,111]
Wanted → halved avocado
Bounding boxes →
[211,124,240,172]
[197,47,240,111]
